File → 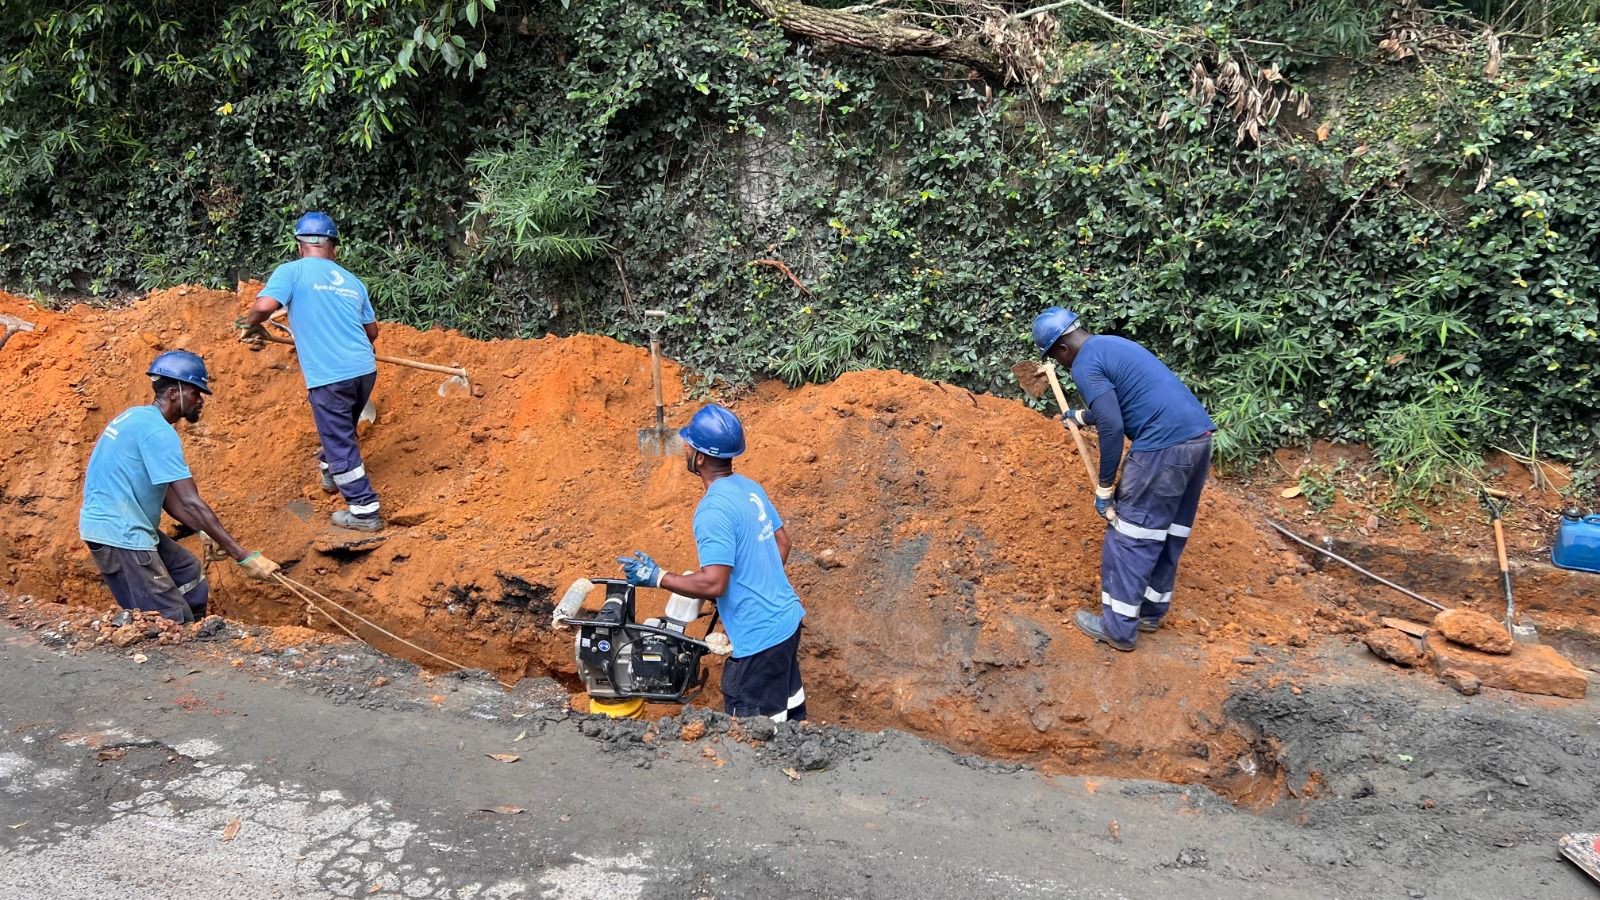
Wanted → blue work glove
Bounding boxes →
[1094,485,1116,522]
[1061,409,1090,428]
[616,551,664,588]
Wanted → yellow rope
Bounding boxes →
[269,573,472,672]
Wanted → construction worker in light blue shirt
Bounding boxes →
[80,351,281,622]
[238,212,384,532]
[617,404,809,722]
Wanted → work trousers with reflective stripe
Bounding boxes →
[309,372,380,515]
[721,625,807,722]
[1099,434,1212,645]
[86,533,208,624]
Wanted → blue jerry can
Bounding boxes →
[1552,510,1600,575]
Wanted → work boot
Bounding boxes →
[319,469,337,493]
[1138,617,1163,633]
[1075,610,1135,652]
[331,509,383,533]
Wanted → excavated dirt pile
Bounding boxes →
[1,286,1338,795]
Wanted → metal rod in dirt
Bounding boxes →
[1267,520,1449,613]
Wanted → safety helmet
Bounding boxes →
[679,404,746,458]
[1031,306,1081,357]
[147,350,212,395]
[294,211,339,244]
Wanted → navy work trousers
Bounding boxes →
[310,372,380,515]
[86,533,208,623]
[721,625,807,722]
[1099,434,1212,645]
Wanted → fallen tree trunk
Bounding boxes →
[746,0,1009,85]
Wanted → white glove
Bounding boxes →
[704,632,733,656]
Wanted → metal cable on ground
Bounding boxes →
[269,572,471,671]
[1268,520,1449,613]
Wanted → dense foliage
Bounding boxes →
[2,0,1597,487]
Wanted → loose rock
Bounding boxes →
[1432,609,1513,655]
[1439,667,1480,696]
[1424,633,1586,699]
[111,624,145,648]
[1363,629,1425,668]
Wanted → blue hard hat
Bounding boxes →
[147,350,212,394]
[680,404,746,458]
[1031,306,1081,357]
[294,211,338,242]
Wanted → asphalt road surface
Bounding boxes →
[0,619,1593,899]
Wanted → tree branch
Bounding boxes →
[746,0,1008,85]
[1013,0,1171,41]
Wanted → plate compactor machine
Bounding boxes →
[551,578,731,718]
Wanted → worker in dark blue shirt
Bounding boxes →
[1032,307,1215,652]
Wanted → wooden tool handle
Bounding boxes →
[1042,364,1101,487]
[649,335,665,427]
[257,333,468,378]
[1492,519,1510,572]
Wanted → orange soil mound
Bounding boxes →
[0,286,1334,789]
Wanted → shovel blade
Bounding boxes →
[438,375,471,398]
[638,427,683,456]
[1011,360,1049,399]
[359,399,378,424]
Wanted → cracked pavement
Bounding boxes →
[1,619,1594,898]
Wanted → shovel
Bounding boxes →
[256,328,470,413]
[638,309,682,456]
[263,316,379,423]
[0,313,36,351]
[1481,489,1539,644]
[1012,360,1099,487]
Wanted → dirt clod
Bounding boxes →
[1432,609,1512,655]
[795,737,831,771]
[110,625,144,648]
[741,717,778,742]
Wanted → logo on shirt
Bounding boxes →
[749,493,776,541]
[312,265,362,300]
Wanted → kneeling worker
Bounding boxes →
[1033,306,1215,652]
[79,351,281,623]
[617,404,808,721]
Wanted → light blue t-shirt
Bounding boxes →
[260,257,377,389]
[79,405,193,550]
[1070,335,1216,452]
[693,473,805,658]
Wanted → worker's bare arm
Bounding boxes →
[162,479,249,561]
[660,565,731,601]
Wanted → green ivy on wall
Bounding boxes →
[2,1,1598,489]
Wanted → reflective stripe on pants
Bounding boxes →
[309,372,380,514]
[1099,435,1211,644]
